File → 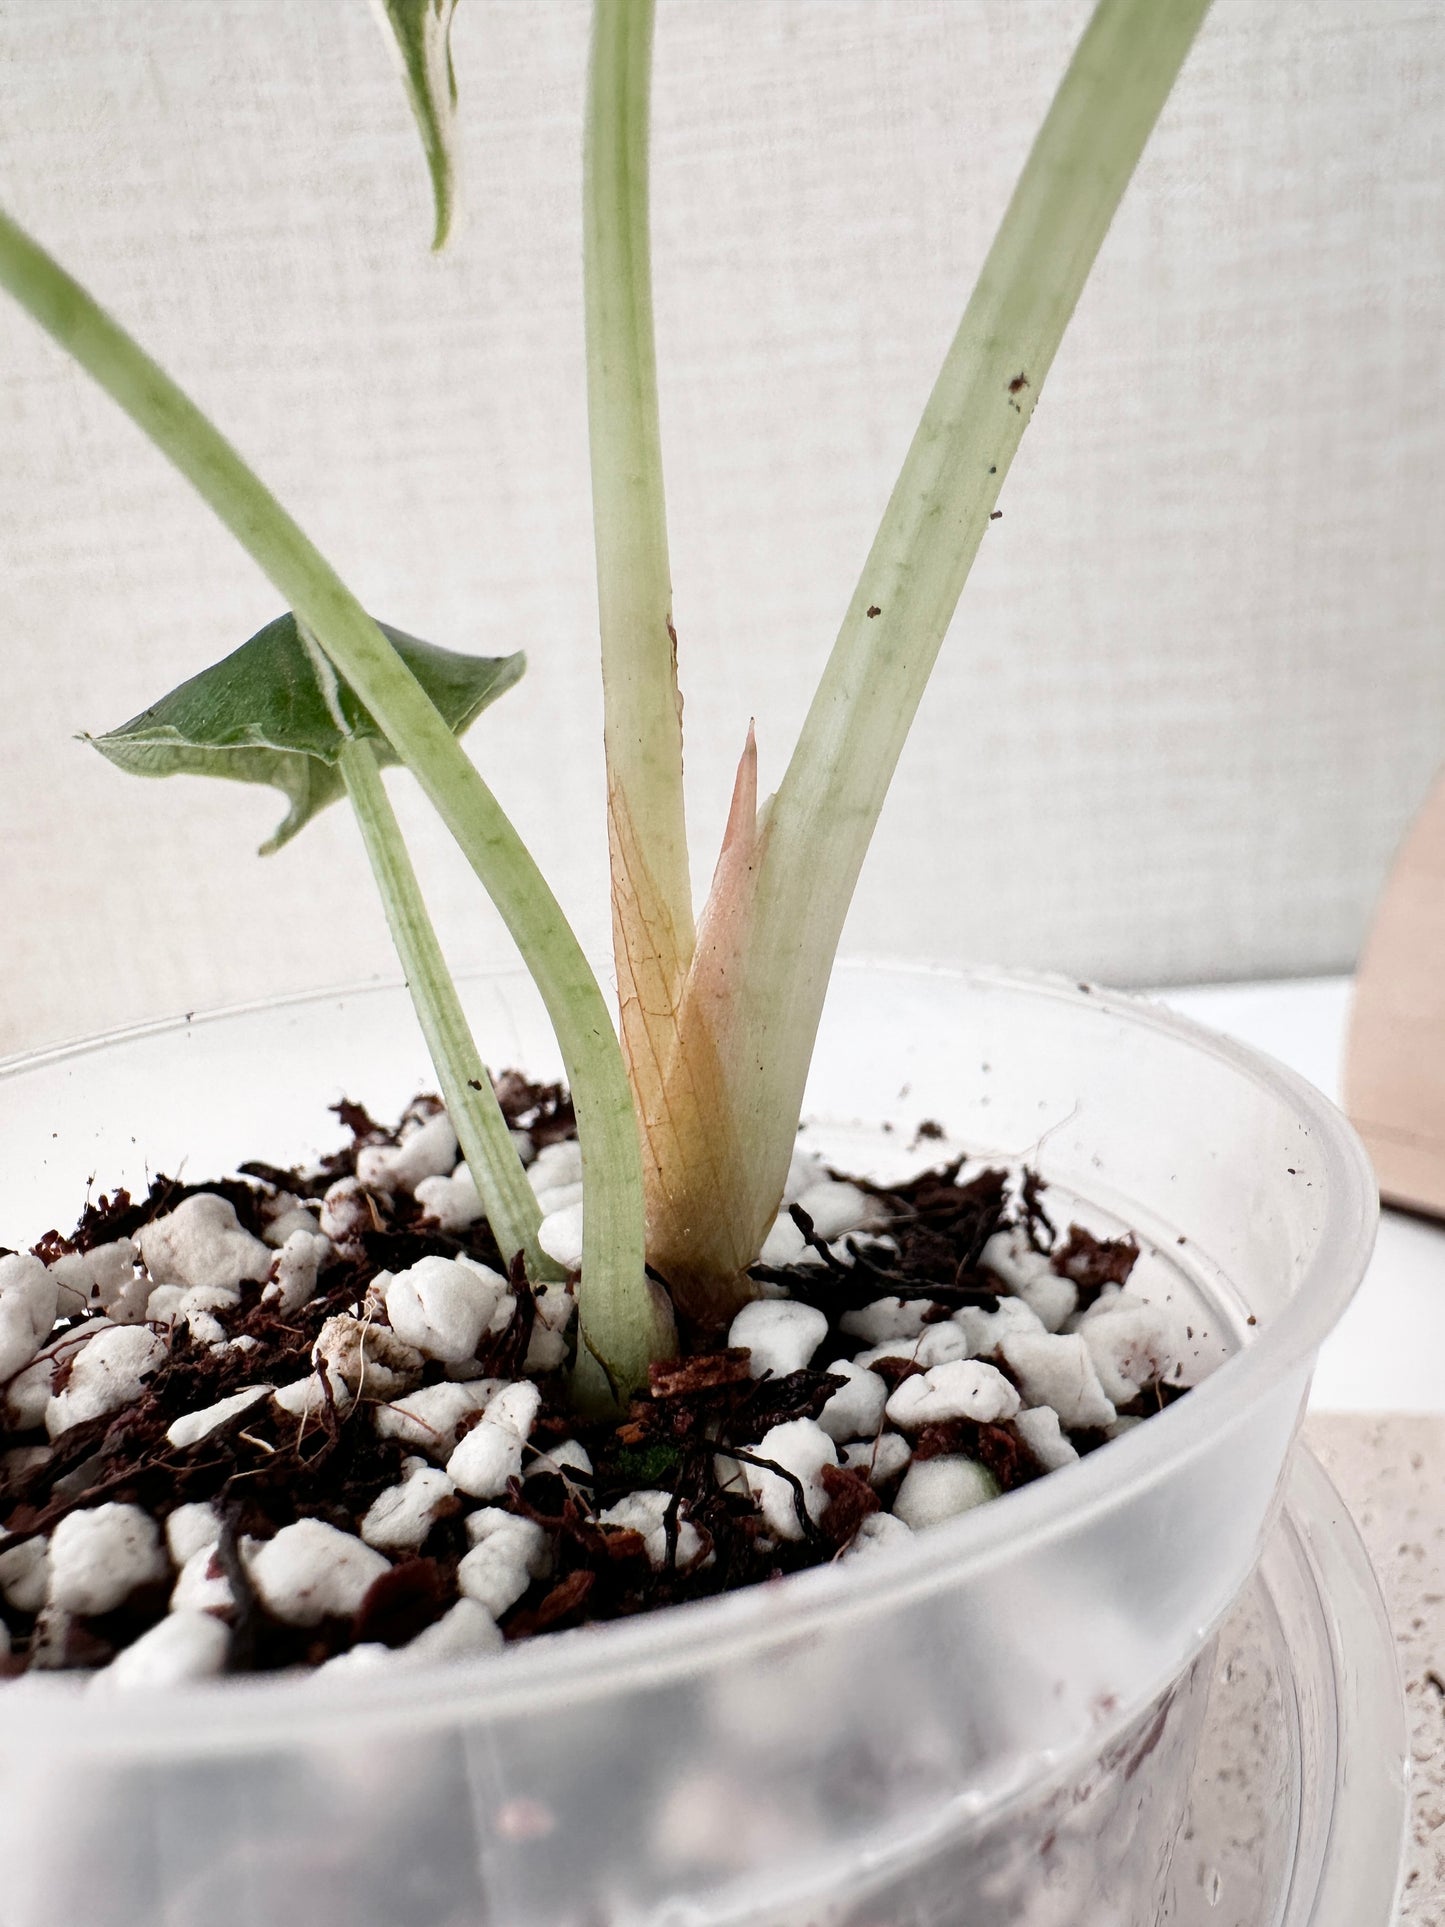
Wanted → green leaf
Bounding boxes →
[374,0,462,251]
[88,613,524,853]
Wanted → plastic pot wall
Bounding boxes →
[0,964,1378,1925]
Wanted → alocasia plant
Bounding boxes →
[0,0,1211,1403]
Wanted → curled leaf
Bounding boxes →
[88,613,523,853]
[372,0,462,250]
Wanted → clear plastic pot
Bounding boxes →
[0,963,1379,1926]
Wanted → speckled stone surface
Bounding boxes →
[1305,1414,1445,1924]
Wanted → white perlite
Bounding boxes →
[727,1299,827,1379]
[384,1254,511,1363]
[263,1228,330,1315]
[458,1508,550,1617]
[524,1281,576,1373]
[414,1162,485,1234]
[840,1295,933,1344]
[272,1372,357,1421]
[536,1201,585,1271]
[404,1597,504,1662]
[597,1490,705,1571]
[46,1324,167,1437]
[1079,1301,1182,1405]
[0,1532,49,1612]
[374,1379,500,1457]
[94,1610,230,1689]
[170,1541,235,1615]
[893,1456,999,1529]
[447,1381,542,1499]
[998,1330,1117,1430]
[318,1177,373,1244]
[247,1520,390,1627]
[742,1419,837,1541]
[355,1110,458,1195]
[841,1511,914,1561]
[528,1140,582,1195]
[4,1326,103,1431]
[360,1462,457,1554]
[137,1194,271,1295]
[818,1359,889,1443]
[165,1384,273,1450]
[884,1359,1022,1432]
[164,1502,221,1568]
[955,1296,1047,1355]
[980,1230,1078,1332]
[48,1504,167,1616]
[1012,1405,1079,1472]
[313,1313,424,1400]
[0,1253,58,1379]
[841,1431,912,1485]
[792,1179,876,1242]
[47,1238,139,1318]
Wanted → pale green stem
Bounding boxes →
[723,0,1214,1217]
[337,735,557,1280]
[0,205,661,1399]
[585,0,694,1086]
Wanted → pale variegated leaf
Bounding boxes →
[372,0,461,250]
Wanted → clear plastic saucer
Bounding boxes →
[1164,1444,1410,1926]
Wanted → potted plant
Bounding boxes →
[0,3,1379,1922]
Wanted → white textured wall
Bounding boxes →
[0,0,1441,1053]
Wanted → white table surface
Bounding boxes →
[1160,978,1444,1415]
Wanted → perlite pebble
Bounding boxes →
[374,1379,500,1457]
[757,1215,809,1268]
[840,1295,933,1344]
[597,1490,705,1571]
[261,1194,323,1248]
[5,1327,102,1431]
[46,1324,167,1437]
[166,1384,274,1450]
[727,1299,827,1379]
[912,1322,975,1370]
[94,1610,230,1689]
[528,1437,592,1482]
[360,1463,457,1554]
[313,1312,425,1400]
[840,1431,912,1486]
[537,1202,585,1271]
[893,1456,999,1529]
[404,1597,504,1663]
[49,1504,167,1616]
[319,1177,373,1244]
[0,1253,58,1380]
[998,1330,1117,1430]
[792,1180,875,1242]
[458,1509,550,1616]
[743,1419,837,1541]
[447,1381,542,1498]
[165,1502,222,1568]
[385,1254,511,1363]
[817,1360,889,1444]
[955,1296,1047,1356]
[884,1359,1021,1432]
[263,1228,330,1315]
[0,1532,50,1612]
[137,1194,271,1295]
[414,1163,485,1234]
[170,1542,234,1615]
[528,1139,583,1194]
[355,1110,458,1195]
[272,1371,357,1420]
[47,1238,138,1318]
[1013,1405,1080,1472]
[979,1231,1078,1332]
[841,1510,914,1561]
[247,1519,391,1626]
[1079,1301,1181,1405]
